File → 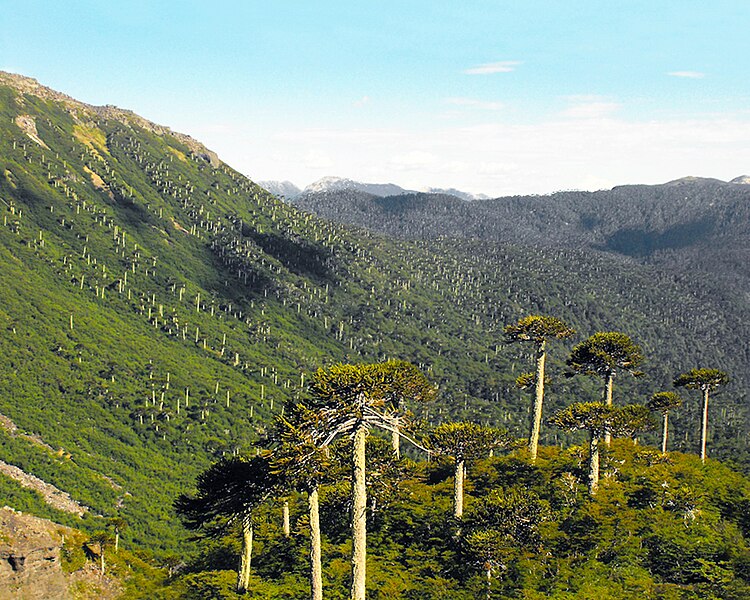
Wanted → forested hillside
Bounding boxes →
[0,72,748,596]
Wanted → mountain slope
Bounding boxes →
[0,71,748,565]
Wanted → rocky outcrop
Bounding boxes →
[0,507,70,600]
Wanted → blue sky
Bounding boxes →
[3,1,750,196]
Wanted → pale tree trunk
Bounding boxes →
[351,423,368,600]
[603,372,614,446]
[661,412,669,455]
[309,486,323,600]
[391,424,400,460]
[454,458,465,519]
[283,500,291,537]
[528,340,546,461]
[114,532,119,553]
[701,388,709,463]
[100,548,105,576]
[588,433,600,495]
[237,516,254,594]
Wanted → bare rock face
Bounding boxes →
[0,507,70,600]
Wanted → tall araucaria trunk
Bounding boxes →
[603,371,614,446]
[237,516,254,594]
[351,423,368,600]
[588,433,600,495]
[391,421,400,460]
[283,500,291,537]
[529,339,547,461]
[309,486,323,600]
[454,458,465,519]
[661,412,669,455]
[701,387,710,463]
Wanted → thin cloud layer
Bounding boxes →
[668,71,705,79]
[464,61,521,75]
[446,97,505,111]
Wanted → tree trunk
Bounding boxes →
[309,486,323,600]
[528,340,546,461]
[100,548,105,576]
[588,433,600,495]
[485,563,492,600]
[454,458,465,519]
[391,424,400,460]
[237,516,253,594]
[701,388,709,463]
[351,423,368,600]
[661,412,669,455]
[114,532,119,553]
[283,500,291,537]
[603,372,614,446]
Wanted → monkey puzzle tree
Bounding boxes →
[549,402,652,495]
[566,332,644,445]
[647,391,684,454]
[504,315,575,461]
[87,530,114,576]
[308,360,434,600]
[465,488,550,600]
[106,516,127,553]
[174,455,280,594]
[673,368,729,463]
[270,405,335,600]
[428,421,511,519]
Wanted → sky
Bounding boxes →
[3,1,750,197]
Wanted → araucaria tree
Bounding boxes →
[673,368,729,463]
[550,402,652,495]
[174,455,280,594]
[308,361,434,600]
[428,422,510,519]
[647,391,683,454]
[504,315,575,461]
[270,405,334,600]
[567,332,644,445]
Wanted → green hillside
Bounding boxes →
[0,69,748,575]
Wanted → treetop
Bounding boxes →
[673,368,729,391]
[503,315,575,344]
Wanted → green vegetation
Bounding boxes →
[0,72,749,597]
[170,441,750,599]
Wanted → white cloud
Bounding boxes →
[388,151,436,171]
[217,114,750,198]
[464,61,521,75]
[303,150,334,170]
[353,96,370,107]
[446,97,504,111]
[561,100,620,119]
[668,71,705,79]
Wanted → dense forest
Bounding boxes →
[0,71,748,598]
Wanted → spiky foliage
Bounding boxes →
[306,360,434,600]
[503,315,575,345]
[428,422,511,519]
[308,360,435,444]
[567,332,644,445]
[175,455,279,536]
[269,406,335,600]
[504,315,574,461]
[674,368,729,463]
[174,455,280,593]
[673,368,729,392]
[550,402,653,494]
[567,331,644,382]
[647,391,684,454]
[464,487,550,600]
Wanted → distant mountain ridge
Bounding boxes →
[260,176,490,201]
